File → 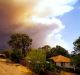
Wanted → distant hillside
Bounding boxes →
[0,59,32,75]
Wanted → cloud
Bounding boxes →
[31,0,78,17]
[0,0,78,49]
[45,33,69,49]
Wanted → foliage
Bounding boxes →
[41,45,51,52]
[72,54,80,67]
[46,61,57,72]
[0,49,23,63]
[73,36,80,54]
[0,49,12,58]
[25,49,46,73]
[25,49,57,74]
[10,49,23,63]
[72,37,80,73]
[8,33,32,57]
[47,45,69,58]
[71,53,80,74]
[26,49,46,63]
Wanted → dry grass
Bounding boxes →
[0,59,32,75]
[16,64,32,75]
[0,59,7,62]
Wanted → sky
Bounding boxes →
[0,0,80,52]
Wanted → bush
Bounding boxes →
[46,61,57,72]
[75,67,80,74]
[25,49,46,74]
[10,49,23,63]
[0,50,12,58]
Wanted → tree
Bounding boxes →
[72,54,80,67]
[46,47,55,58]
[73,36,80,54]
[47,45,69,58]
[41,45,51,52]
[8,33,32,57]
[54,45,69,56]
[72,37,80,73]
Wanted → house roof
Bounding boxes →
[50,55,71,63]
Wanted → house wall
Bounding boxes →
[55,62,73,68]
[56,63,62,67]
[64,63,73,68]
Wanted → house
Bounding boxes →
[50,55,73,68]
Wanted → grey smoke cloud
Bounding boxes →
[14,22,61,48]
[0,3,62,49]
[0,0,77,50]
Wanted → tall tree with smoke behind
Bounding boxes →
[8,33,32,57]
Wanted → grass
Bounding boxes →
[0,58,32,75]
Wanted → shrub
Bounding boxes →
[0,49,12,58]
[10,49,23,63]
[46,61,57,72]
[25,49,46,74]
